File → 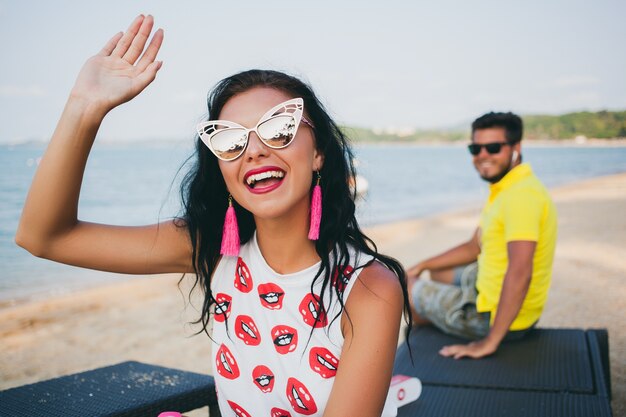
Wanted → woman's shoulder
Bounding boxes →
[349,260,404,308]
[341,258,404,344]
[355,260,402,301]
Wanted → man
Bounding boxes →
[407,112,557,359]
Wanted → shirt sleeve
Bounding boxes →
[501,188,544,242]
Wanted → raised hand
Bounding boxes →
[70,15,164,112]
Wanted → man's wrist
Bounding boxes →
[483,331,505,348]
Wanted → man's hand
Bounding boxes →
[439,338,498,359]
[406,262,425,280]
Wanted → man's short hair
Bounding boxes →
[471,112,523,144]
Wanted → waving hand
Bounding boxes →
[71,15,164,112]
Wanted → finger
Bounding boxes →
[438,345,456,357]
[98,32,124,56]
[122,15,155,64]
[453,351,468,360]
[111,14,144,58]
[132,60,163,94]
[136,28,164,72]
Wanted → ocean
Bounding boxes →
[1,142,625,303]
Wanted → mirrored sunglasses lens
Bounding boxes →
[211,129,248,160]
[257,115,297,148]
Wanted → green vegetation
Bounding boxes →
[524,110,626,139]
[342,126,466,143]
[344,110,626,143]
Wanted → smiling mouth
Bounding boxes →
[245,170,285,189]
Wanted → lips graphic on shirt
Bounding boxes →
[213,293,232,323]
[299,293,328,328]
[258,282,285,310]
[235,314,261,346]
[215,344,240,380]
[252,365,275,393]
[309,346,339,378]
[271,324,298,354]
[234,257,253,293]
[227,400,252,417]
[286,377,318,415]
[271,407,293,417]
[332,265,354,295]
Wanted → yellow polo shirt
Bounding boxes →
[476,163,557,330]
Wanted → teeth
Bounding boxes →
[263,293,279,303]
[215,302,229,314]
[220,352,232,373]
[242,322,256,338]
[276,335,292,345]
[246,170,285,186]
[317,355,336,370]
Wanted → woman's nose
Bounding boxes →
[244,131,269,161]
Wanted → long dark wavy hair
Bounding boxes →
[179,69,412,341]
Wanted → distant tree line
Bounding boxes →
[523,110,626,139]
[345,110,626,142]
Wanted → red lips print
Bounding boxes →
[271,324,298,354]
[215,344,240,380]
[309,347,339,378]
[332,265,354,295]
[234,257,253,293]
[213,293,232,323]
[252,365,275,393]
[271,407,293,417]
[258,282,285,310]
[235,315,261,346]
[299,293,328,328]
[227,400,252,417]
[286,377,318,415]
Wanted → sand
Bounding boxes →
[1,172,624,415]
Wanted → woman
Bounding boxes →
[16,15,411,416]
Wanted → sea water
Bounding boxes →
[1,142,625,302]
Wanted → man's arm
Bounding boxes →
[439,240,536,359]
[406,228,481,279]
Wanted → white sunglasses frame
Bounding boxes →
[196,97,314,161]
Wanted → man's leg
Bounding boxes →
[410,263,489,339]
[407,264,467,323]
[430,268,455,284]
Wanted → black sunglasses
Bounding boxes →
[468,142,510,156]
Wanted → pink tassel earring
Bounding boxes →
[220,195,240,256]
[308,172,322,240]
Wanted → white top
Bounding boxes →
[210,233,396,416]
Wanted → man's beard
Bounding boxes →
[480,159,512,184]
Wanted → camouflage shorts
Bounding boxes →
[411,263,490,340]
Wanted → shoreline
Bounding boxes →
[1,172,624,414]
[4,166,621,308]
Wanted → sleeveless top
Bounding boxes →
[210,233,395,416]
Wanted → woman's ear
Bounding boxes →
[313,148,324,172]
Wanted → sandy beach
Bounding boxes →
[1,172,624,415]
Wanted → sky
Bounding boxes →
[0,0,625,143]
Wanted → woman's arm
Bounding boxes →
[16,15,193,274]
[323,262,404,417]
